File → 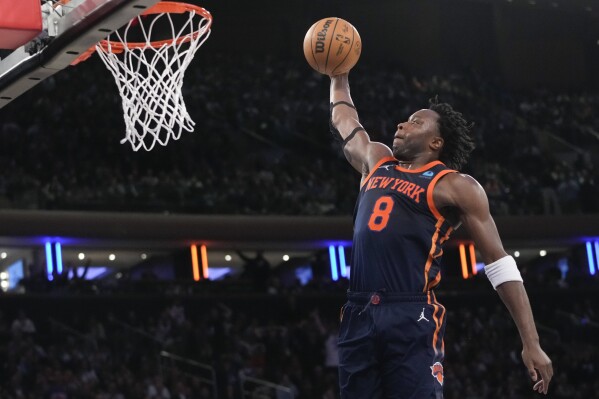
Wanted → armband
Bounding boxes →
[484,255,523,290]
[329,101,364,147]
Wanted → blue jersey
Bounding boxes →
[350,157,458,293]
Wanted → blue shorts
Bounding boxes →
[338,291,446,399]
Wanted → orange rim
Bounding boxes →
[71,1,212,65]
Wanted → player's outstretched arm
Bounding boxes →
[496,281,553,394]
[435,173,553,394]
[329,73,392,175]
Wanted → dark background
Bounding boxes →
[195,0,599,91]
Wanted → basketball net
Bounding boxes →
[93,3,212,151]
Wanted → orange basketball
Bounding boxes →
[303,17,362,76]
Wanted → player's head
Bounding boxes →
[428,97,475,170]
[392,109,441,163]
[392,97,475,170]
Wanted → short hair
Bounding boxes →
[428,97,475,170]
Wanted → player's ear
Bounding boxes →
[430,136,444,151]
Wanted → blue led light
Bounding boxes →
[45,242,54,280]
[329,245,339,281]
[55,243,63,274]
[586,242,596,276]
[338,246,347,278]
[593,241,599,276]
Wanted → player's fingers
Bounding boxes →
[532,380,544,392]
[527,366,538,382]
[538,365,553,394]
[536,379,549,394]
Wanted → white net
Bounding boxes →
[96,5,211,151]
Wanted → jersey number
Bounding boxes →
[368,196,394,231]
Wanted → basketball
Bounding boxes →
[303,17,362,76]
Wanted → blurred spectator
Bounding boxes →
[0,55,597,217]
[0,283,597,399]
[11,310,36,337]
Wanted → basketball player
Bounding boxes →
[328,73,553,398]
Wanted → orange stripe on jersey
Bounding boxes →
[440,227,453,244]
[430,292,446,356]
[422,219,444,292]
[426,169,457,221]
[427,272,442,291]
[431,302,441,355]
[360,156,397,189]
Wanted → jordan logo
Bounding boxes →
[418,308,429,322]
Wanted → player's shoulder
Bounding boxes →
[362,144,394,175]
[436,172,487,204]
[367,142,394,165]
[441,172,482,188]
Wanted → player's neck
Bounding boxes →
[397,154,439,169]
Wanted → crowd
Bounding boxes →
[0,281,597,399]
[0,54,598,215]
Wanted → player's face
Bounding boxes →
[392,109,441,161]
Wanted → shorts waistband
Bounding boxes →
[347,291,431,304]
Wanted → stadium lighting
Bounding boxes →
[459,244,468,279]
[45,242,53,280]
[55,243,63,274]
[469,244,477,275]
[585,242,596,276]
[329,245,339,281]
[200,245,209,279]
[191,245,200,281]
[338,246,347,278]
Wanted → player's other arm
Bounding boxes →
[436,174,553,395]
[329,73,392,175]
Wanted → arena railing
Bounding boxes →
[159,350,217,399]
[240,373,295,399]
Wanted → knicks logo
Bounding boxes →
[430,362,444,385]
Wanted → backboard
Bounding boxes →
[0,0,160,109]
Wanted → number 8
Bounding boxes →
[368,196,394,231]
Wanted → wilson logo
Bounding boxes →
[315,19,334,53]
[430,362,444,385]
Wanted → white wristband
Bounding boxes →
[484,255,523,290]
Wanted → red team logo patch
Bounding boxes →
[430,362,444,385]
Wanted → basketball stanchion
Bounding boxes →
[72,2,212,151]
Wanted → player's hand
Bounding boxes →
[329,72,349,79]
[522,344,553,394]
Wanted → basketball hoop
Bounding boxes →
[73,2,212,151]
